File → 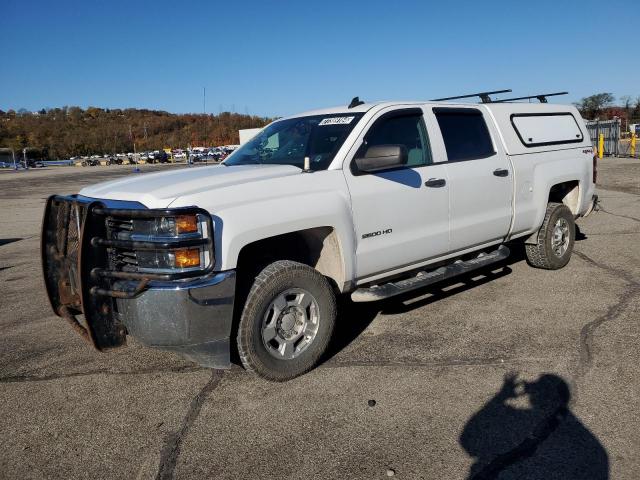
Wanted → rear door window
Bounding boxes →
[433,108,495,161]
[511,113,583,147]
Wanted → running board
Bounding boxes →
[351,245,510,302]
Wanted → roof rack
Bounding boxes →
[431,89,512,104]
[493,91,568,104]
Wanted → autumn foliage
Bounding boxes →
[0,107,272,159]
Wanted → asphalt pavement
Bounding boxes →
[0,159,638,479]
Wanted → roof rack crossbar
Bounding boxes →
[431,89,512,104]
[493,91,569,104]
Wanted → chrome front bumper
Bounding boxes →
[115,270,236,368]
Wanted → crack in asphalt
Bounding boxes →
[156,369,223,480]
[0,365,205,383]
[574,250,639,286]
[598,207,640,224]
[586,231,640,236]
[322,356,530,369]
[573,251,640,383]
[596,184,640,197]
[0,357,539,384]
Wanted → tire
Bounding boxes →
[525,202,575,270]
[237,260,337,381]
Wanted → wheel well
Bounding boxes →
[236,227,346,292]
[548,181,579,214]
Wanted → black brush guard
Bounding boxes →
[41,195,214,350]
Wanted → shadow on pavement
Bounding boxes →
[324,242,527,362]
[575,224,588,241]
[0,238,22,247]
[460,373,608,480]
[325,265,512,362]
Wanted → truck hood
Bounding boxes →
[79,164,302,208]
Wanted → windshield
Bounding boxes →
[224,113,364,170]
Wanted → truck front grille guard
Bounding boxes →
[41,195,214,350]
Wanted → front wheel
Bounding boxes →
[237,260,336,381]
[525,202,575,270]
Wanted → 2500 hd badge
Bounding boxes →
[362,228,393,239]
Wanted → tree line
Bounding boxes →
[1,94,638,160]
[0,107,272,160]
[574,93,640,124]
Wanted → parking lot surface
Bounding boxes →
[1,159,638,479]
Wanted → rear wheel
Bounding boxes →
[237,260,336,381]
[525,202,575,270]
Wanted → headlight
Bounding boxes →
[136,247,204,270]
[131,213,204,238]
[104,210,214,276]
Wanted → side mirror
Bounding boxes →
[355,144,408,173]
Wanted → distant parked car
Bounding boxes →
[155,150,169,163]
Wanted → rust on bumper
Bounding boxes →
[41,195,126,350]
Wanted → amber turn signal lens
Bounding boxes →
[176,215,198,234]
[174,248,201,268]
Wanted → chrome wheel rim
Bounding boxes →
[261,288,320,360]
[551,218,570,257]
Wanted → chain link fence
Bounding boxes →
[585,118,639,158]
[585,119,621,156]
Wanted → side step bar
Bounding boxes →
[351,245,510,302]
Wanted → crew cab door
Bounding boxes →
[343,107,450,281]
[431,107,513,251]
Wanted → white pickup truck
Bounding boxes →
[41,95,598,381]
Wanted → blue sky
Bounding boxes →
[1,0,636,117]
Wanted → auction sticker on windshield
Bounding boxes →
[318,116,355,126]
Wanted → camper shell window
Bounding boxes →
[511,113,583,148]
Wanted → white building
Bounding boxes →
[239,128,262,145]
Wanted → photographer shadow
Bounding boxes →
[460,373,608,480]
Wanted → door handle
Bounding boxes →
[493,168,509,177]
[424,178,446,188]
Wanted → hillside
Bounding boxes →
[0,107,272,159]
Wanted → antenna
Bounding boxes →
[431,89,512,104]
[348,96,365,108]
[493,91,569,104]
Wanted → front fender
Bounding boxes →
[215,189,356,286]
